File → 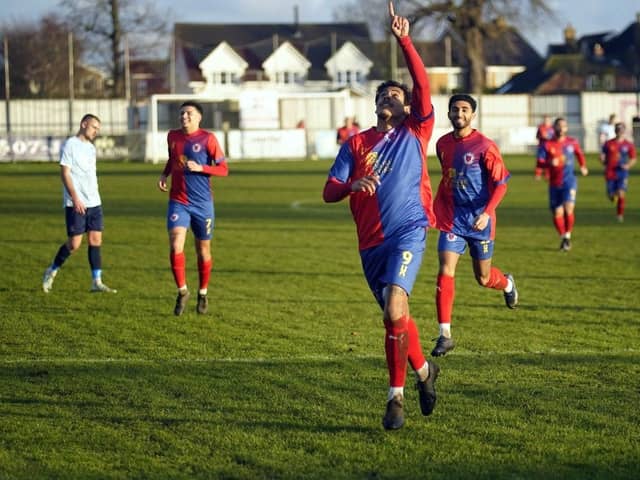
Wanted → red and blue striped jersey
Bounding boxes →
[163,128,228,206]
[325,37,435,251]
[434,130,510,240]
[602,139,636,180]
[536,124,554,143]
[537,136,585,188]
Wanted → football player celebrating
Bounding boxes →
[323,1,439,430]
[600,122,637,222]
[431,94,518,358]
[157,101,228,316]
[537,117,588,251]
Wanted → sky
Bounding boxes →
[1,0,639,55]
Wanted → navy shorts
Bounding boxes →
[360,226,427,309]
[167,200,214,240]
[65,206,104,237]
[549,182,577,210]
[606,176,628,196]
[437,231,494,260]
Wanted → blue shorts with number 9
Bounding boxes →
[167,200,214,240]
[360,226,427,309]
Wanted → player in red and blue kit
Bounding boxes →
[600,122,637,222]
[537,117,588,251]
[323,2,439,431]
[158,101,228,316]
[431,94,519,357]
[535,115,554,180]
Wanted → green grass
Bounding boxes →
[0,156,639,479]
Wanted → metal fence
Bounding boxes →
[1,92,638,162]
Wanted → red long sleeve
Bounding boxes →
[202,161,229,177]
[323,178,352,203]
[399,36,432,118]
[484,182,507,216]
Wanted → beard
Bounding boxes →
[451,118,469,130]
[377,109,392,121]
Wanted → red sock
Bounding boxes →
[485,267,508,290]
[553,215,566,235]
[565,213,575,233]
[436,274,455,325]
[198,257,212,291]
[170,251,186,289]
[384,317,408,388]
[406,317,426,372]
[618,197,625,216]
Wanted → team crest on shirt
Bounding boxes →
[463,152,474,165]
[192,143,202,153]
[365,151,378,166]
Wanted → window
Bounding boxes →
[336,70,365,86]
[210,71,238,85]
[586,75,599,91]
[136,80,148,99]
[449,72,462,91]
[270,71,301,84]
[602,74,615,91]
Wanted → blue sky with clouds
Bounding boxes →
[1,0,638,55]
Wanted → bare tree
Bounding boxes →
[59,0,169,97]
[335,0,555,93]
[1,15,83,98]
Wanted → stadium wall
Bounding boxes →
[1,93,638,162]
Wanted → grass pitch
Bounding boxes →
[0,156,638,479]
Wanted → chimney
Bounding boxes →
[593,43,604,59]
[564,24,576,45]
[293,5,302,38]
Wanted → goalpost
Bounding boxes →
[146,94,239,164]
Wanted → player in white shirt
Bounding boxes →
[42,114,116,293]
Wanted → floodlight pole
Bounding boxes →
[68,31,74,134]
[389,34,397,81]
[124,35,131,104]
[3,35,14,162]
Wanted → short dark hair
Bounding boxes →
[180,101,203,116]
[448,94,477,112]
[554,117,566,126]
[375,80,412,106]
[80,113,100,125]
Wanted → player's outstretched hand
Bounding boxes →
[389,1,409,39]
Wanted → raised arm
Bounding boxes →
[389,1,431,118]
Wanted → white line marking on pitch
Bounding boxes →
[2,349,638,365]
